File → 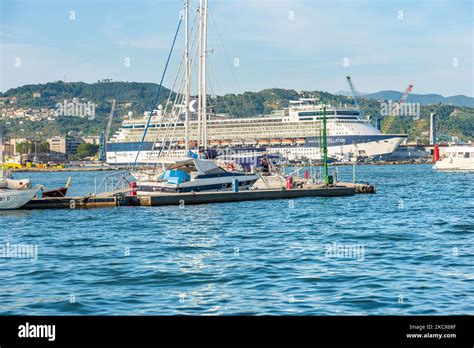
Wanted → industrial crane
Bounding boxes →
[346,76,365,119]
[381,84,413,134]
[99,99,116,162]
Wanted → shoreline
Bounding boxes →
[12,166,122,173]
[11,160,432,172]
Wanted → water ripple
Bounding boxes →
[0,165,473,315]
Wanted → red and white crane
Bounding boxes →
[381,84,413,133]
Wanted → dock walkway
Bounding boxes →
[20,182,374,210]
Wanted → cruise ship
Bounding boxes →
[105,98,407,165]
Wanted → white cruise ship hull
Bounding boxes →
[268,135,406,161]
[106,134,407,165]
[105,99,408,165]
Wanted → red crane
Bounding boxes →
[381,84,413,133]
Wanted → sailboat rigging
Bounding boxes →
[130,0,259,193]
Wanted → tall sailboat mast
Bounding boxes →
[197,0,208,152]
[197,0,203,149]
[184,0,190,154]
[202,0,208,150]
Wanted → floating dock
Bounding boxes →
[21,195,140,210]
[140,185,357,207]
[19,182,374,210]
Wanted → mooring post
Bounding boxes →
[352,161,356,184]
[322,106,330,185]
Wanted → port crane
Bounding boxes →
[381,84,413,134]
[99,99,116,162]
[346,76,365,119]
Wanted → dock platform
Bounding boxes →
[139,185,356,207]
[19,182,374,210]
[22,194,140,210]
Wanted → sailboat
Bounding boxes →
[131,0,259,192]
[0,138,41,210]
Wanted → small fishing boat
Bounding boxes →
[0,140,41,209]
[0,187,41,210]
[0,169,40,210]
[42,177,72,198]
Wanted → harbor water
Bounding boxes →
[0,164,473,315]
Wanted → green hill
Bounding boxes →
[1,81,473,143]
[362,90,474,108]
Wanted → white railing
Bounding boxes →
[93,171,133,196]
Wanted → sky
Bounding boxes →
[0,0,473,96]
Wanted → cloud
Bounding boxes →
[0,0,472,96]
[115,35,176,50]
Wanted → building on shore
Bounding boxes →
[83,135,100,145]
[48,136,67,154]
[2,144,15,157]
[66,137,83,156]
[47,135,84,158]
[8,137,28,153]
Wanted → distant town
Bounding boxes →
[1,132,100,167]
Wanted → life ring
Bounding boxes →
[225,163,235,171]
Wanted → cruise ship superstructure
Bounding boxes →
[106,98,407,165]
[105,0,407,166]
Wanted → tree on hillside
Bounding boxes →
[16,142,34,154]
[76,143,99,159]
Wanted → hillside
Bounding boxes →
[361,90,474,108]
[336,90,474,108]
[1,81,473,143]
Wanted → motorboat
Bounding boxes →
[133,157,259,193]
[433,145,474,171]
